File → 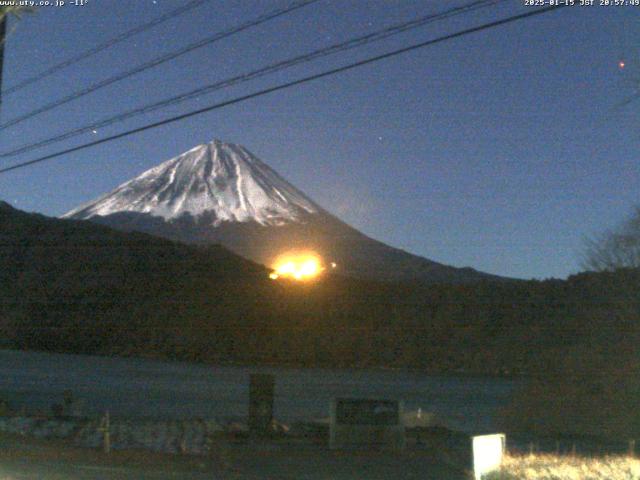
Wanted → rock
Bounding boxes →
[76,421,102,448]
[204,419,222,434]
[10,417,36,435]
[224,418,248,434]
[402,409,436,428]
[0,399,10,416]
[290,421,328,440]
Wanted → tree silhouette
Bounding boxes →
[583,206,640,271]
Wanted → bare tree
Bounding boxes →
[583,206,640,271]
[0,6,34,20]
[1,6,33,111]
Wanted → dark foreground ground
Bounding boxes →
[0,431,470,480]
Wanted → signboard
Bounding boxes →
[472,433,506,480]
[330,398,405,450]
[335,399,399,425]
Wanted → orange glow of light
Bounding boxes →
[270,252,325,281]
[619,60,626,69]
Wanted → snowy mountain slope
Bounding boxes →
[64,140,319,226]
[64,140,505,283]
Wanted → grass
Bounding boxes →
[0,430,217,473]
[485,453,640,480]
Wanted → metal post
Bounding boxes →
[99,411,111,454]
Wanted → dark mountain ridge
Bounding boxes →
[2,201,638,376]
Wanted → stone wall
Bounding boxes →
[0,416,228,455]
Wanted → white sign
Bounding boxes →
[472,433,505,480]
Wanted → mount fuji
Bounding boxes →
[64,140,502,283]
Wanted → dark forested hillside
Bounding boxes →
[1,202,638,377]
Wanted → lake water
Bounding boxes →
[0,349,520,433]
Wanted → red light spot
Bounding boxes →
[618,60,626,69]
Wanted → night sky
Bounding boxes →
[1,0,638,280]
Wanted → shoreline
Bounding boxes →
[0,346,530,381]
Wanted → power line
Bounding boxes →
[0,4,566,176]
[0,0,320,131]
[1,0,210,97]
[0,0,504,159]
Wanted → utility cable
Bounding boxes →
[1,0,210,97]
[0,0,504,159]
[0,0,320,130]
[0,5,566,176]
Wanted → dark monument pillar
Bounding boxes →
[249,373,274,435]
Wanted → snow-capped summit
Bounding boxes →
[64,140,319,226]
